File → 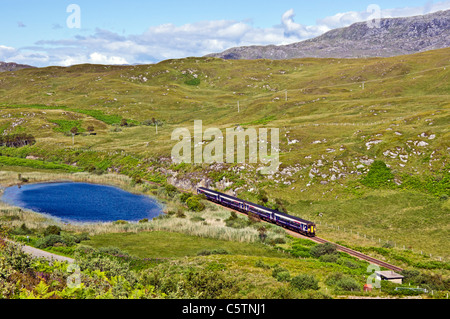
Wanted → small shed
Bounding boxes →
[376,271,404,284]
[363,284,372,292]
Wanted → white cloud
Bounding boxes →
[0,45,17,60]
[0,46,50,66]
[4,1,450,67]
[281,9,330,39]
[317,0,450,30]
[88,52,128,65]
[58,53,128,66]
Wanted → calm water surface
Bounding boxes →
[1,182,163,223]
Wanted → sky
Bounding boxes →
[1,0,449,67]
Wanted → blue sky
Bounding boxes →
[1,0,449,66]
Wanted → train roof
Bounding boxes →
[198,187,315,225]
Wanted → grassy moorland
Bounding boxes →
[0,48,448,299]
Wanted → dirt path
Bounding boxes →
[6,239,74,263]
[20,244,75,263]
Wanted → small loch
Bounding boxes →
[1,182,163,223]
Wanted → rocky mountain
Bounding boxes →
[0,62,35,72]
[207,10,450,60]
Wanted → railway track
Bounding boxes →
[306,235,403,272]
[217,202,404,272]
[151,184,405,273]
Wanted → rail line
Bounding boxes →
[147,182,405,273]
[302,234,403,272]
[218,202,404,272]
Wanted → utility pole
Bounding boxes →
[70,127,78,146]
[238,101,240,113]
[285,89,288,101]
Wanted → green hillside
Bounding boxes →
[0,48,448,258]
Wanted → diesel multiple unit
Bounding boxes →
[197,187,316,237]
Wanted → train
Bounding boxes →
[197,187,316,237]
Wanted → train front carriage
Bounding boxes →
[309,224,316,237]
[197,187,316,238]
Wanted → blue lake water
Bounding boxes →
[1,182,163,223]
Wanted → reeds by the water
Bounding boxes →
[0,170,286,244]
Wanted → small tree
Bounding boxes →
[256,190,269,204]
[186,196,205,212]
[290,274,320,291]
[229,211,238,220]
[120,119,128,127]
[70,127,78,135]
[44,225,61,236]
[310,243,338,258]
[272,266,291,282]
[87,126,95,135]
[164,184,178,197]
[336,277,361,292]
[258,226,267,242]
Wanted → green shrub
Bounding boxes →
[74,232,90,242]
[73,109,122,125]
[36,235,66,248]
[12,223,34,235]
[266,237,286,246]
[310,243,338,258]
[271,266,290,282]
[290,244,312,258]
[290,274,320,291]
[319,254,339,263]
[98,246,130,257]
[399,167,450,197]
[383,242,394,248]
[113,220,128,225]
[225,217,248,229]
[336,277,361,292]
[175,208,186,218]
[164,184,178,197]
[51,120,85,134]
[0,156,81,172]
[326,273,362,292]
[184,77,200,86]
[361,160,395,188]
[1,242,32,272]
[197,249,212,256]
[181,269,238,299]
[43,225,61,236]
[190,216,205,223]
[337,259,361,269]
[186,196,205,212]
[275,271,291,282]
[325,273,345,286]
[197,248,230,256]
[401,270,450,291]
[391,287,425,296]
[180,193,191,203]
[256,190,269,204]
[254,259,271,269]
[36,232,89,248]
[206,262,227,272]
